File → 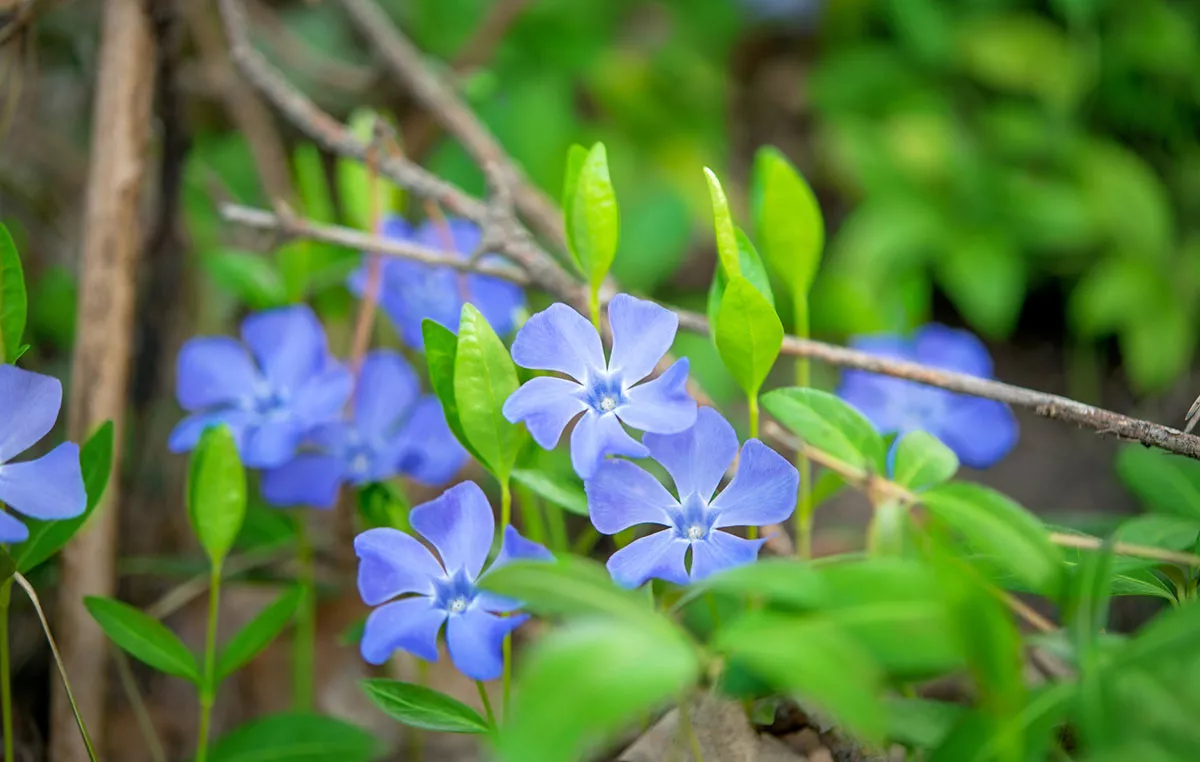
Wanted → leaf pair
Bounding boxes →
[563,143,619,314]
[423,307,525,482]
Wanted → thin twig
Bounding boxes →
[112,650,167,762]
[1050,532,1200,568]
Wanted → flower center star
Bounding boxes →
[672,493,715,544]
[432,568,477,617]
[448,597,468,614]
[586,373,626,415]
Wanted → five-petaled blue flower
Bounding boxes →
[261,350,467,508]
[586,407,797,588]
[503,294,697,480]
[836,324,1018,469]
[169,305,352,469]
[348,215,525,350]
[355,481,551,680]
[0,365,86,542]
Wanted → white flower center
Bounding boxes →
[350,453,370,475]
[599,395,617,412]
[448,596,468,614]
[686,524,706,541]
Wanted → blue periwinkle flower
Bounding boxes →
[586,408,798,588]
[0,365,86,542]
[261,350,467,509]
[355,481,551,680]
[169,305,352,469]
[836,324,1018,469]
[348,216,525,350]
[503,294,698,480]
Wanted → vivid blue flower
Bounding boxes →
[348,216,525,350]
[503,294,697,480]
[261,350,467,508]
[0,365,86,543]
[169,305,352,469]
[836,324,1019,469]
[586,408,798,588]
[355,481,551,680]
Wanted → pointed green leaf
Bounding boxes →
[293,144,336,224]
[511,468,588,517]
[561,143,588,274]
[703,168,741,279]
[216,586,304,680]
[1116,445,1200,520]
[84,596,200,682]
[752,146,824,296]
[202,250,288,310]
[893,431,959,490]
[361,678,491,733]
[0,223,27,363]
[336,109,403,232]
[187,425,248,567]
[421,319,484,464]
[921,482,1063,596]
[16,420,114,573]
[356,481,412,532]
[715,276,783,398]
[453,304,525,480]
[706,228,775,335]
[762,387,886,471]
[496,619,700,762]
[566,143,619,290]
[209,712,377,762]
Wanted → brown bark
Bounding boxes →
[50,0,156,759]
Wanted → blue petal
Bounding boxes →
[643,407,738,502]
[414,217,478,255]
[835,373,913,435]
[607,294,678,383]
[468,270,525,338]
[0,364,62,462]
[711,440,799,529]
[175,337,259,412]
[503,376,587,449]
[290,365,353,427]
[606,529,690,588]
[241,306,329,392]
[0,443,85,521]
[446,608,525,681]
[476,525,554,613]
[690,530,766,582]
[354,527,444,605]
[361,596,446,665]
[241,420,307,469]
[617,358,697,435]
[410,481,495,578]
[261,454,345,509]
[938,396,1018,469]
[167,410,253,455]
[393,397,469,486]
[569,410,649,480]
[379,215,416,242]
[0,511,28,543]
[375,255,463,349]
[915,324,993,377]
[511,303,604,383]
[585,459,677,535]
[354,351,419,441]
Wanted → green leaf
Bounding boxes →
[336,108,400,232]
[293,144,336,224]
[496,619,700,762]
[0,223,27,363]
[202,250,288,310]
[1116,445,1200,520]
[356,481,412,532]
[84,596,200,682]
[187,425,248,567]
[714,276,783,398]
[1113,514,1200,551]
[703,167,740,279]
[706,228,775,335]
[479,556,668,633]
[1068,536,1114,745]
[762,387,886,471]
[935,234,1025,339]
[561,144,588,275]
[714,612,886,745]
[16,420,114,573]
[0,548,14,586]
[892,431,958,490]
[752,146,824,296]
[511,468,588,517]
[421,319,483,464]
[921,482,1063,597]
[216,586,303,680]
[565,142,619,290]
[1118,594,1200,669]
[884,697,967,749]
[361,678,491,733]
[209,712,378,762]
[453,304,525,481]
[1108,570,1176,601]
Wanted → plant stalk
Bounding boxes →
[195,566,221,762]
[794,290,814,559]
[293,512,316,710]
[476,680,497,727]
[1,578,13,762]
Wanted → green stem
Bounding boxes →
[677,695,704,761]
[1,578,13,762]
[500,479,513,532]
[746,395,759,544]
[293,513,316,711]
[794,291,814,560]
[543,497,568,554]
[476,680,497,727]
[501,634,513,723]
[513,484,547,545]
[195,567,221,762]
[571,525,602,556]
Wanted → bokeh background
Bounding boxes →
[2,0,1199,757]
